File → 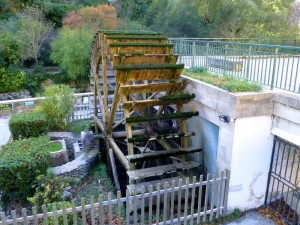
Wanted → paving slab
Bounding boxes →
[0,116,10,147]
[223,210,276,225]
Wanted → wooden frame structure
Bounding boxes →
[90,30,202,193]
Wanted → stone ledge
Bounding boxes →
[52,149,98,179]
[182,75,273,119]
[273,92,300,110]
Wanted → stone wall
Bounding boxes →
[52,149,98,179]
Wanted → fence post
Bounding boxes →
[223,44,228,75]
[192,42,196,67]
[270,48,279,90]
[246,46,252,80]
[206,42,209,68]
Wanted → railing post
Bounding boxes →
[179,39,183,64]
[206,42,209,68]
[223,44,228,75]
[270,48,279,90]
[246,46,252,80]
[192,42,196,67]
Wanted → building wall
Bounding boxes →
[182,75,300,211]
[229,116,273,210]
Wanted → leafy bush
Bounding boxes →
[38,84,75,131]
[28,172,73,210]
[9,111,48,139]
[186,66,207,74]
[0,66,25,94]
[0,136,50,200]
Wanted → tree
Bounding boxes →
[50,28,93,80]
[0,32,19,67]
[51,4,118,80]
[62,4,118,32]
[16,6,52,64]
[38,84,75,130]
[114,0,153,21]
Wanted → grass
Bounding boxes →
[67,120,93,134]
[49,142,62,152]
[184,67,262,93]
[69,160,116,201]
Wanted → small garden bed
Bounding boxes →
[49,141,62,152]
[184,67,262,92]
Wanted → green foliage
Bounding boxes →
[38,84,75,131]
[186,67,208,74]
[114,0,153,21]
[0,32,19,67]
[9,111,48,139]
[0,0,13,20]
[28,172,73,210]
[0,66,25,93]
[24,64,47,94]
[50,28,93,80]
[185,67,262,92]
[49,142,62,152]
[67,120,92,134]
[47,201,74,225]
[0,136,50,200]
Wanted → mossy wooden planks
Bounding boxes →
[118,81,187,95]
[126,111,199,123]
[112,54,178,68]
[115,63,184,82]
[126,147,202,163]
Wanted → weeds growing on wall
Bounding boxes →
[185,67,262,93]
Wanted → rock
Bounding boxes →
[63,190,72,199]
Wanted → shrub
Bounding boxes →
[28,172,73,210]
[9,111,48,139]
[0,136,50,200]
[0,66,25,94]
[38,84,75,131]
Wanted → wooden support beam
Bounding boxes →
[127,161,200,181]
[127,132,195,143]
[126,148,202,163]
[107,83,120,135]
[108,137,130,170]
[93,115,105,134]
[108,148,121,192]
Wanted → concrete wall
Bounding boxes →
[182,75,300,211]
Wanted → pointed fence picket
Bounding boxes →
[0,170,230,225]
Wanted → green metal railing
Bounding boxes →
[169,39,300,93]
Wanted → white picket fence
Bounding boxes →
[0,170,230,225]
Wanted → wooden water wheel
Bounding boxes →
[90,30,202,194]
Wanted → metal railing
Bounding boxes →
[169,39,300,93]
[169,38,300,46]
[0,92,94,120]
[0,171,230,225]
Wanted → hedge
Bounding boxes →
[0,136,50,199]
[9,111,48,139]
